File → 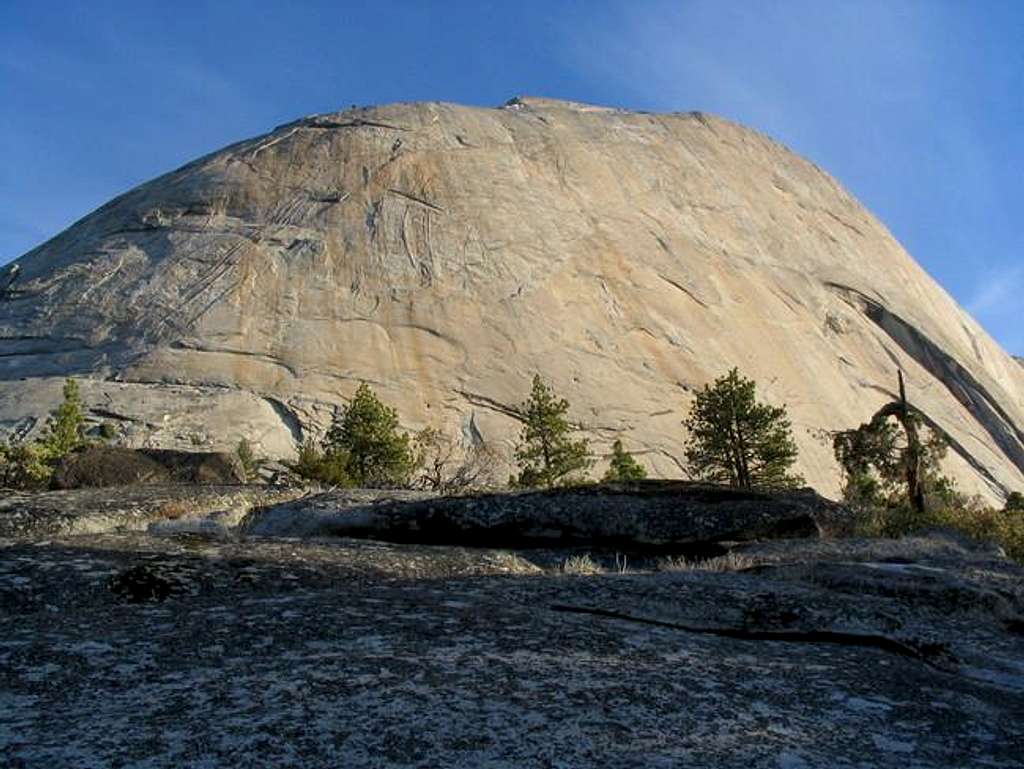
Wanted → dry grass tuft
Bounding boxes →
[658,552,757,573]
[561,553,604,575]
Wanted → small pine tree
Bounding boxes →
[683,368,802,489]
[323,383,415,488]
[513,374,591,488]
[41,378,86,458]
[236,438,257,481]
[602,439,647,482]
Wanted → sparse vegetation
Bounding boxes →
[602,439,647,482]
[513,374,591,488]
[683,368,802,489]
[3,366,1018,567]
[658,552,758,572]
[851,488,1024,564]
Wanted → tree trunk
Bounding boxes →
[897,370,926,515]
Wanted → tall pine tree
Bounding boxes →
[683,368,802,489]
[513,374,591,488]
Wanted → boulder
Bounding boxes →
[51,446,169,488]
[140,448,246,485]
[51,446,245,489]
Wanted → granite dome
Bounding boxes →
[2,97,1022,499]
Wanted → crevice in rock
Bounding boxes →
[826,282,1024,477]
[550,604,957,672]
[168,343,300,378]
[306,119,410,132]
[386,188,447,213]
[823,210,865,237]
[657,274,709,309]
[457,390,523,421]
[87,407,148,425]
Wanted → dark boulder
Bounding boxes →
[139,449,246,485]
[52,446,245,489]
[52,446,169,488]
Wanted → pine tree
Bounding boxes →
[602,439,647,482]
[41,378,86,458]
[323,383,415,488]
[683,368,802,489]
[513,374,591,488]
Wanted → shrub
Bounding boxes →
[852,481,1024,564]
[683,368,802,489]
[0,441,51,490]
[602,439,647,482]
[290,439,353,487]
[512,374,591,488]
[413,428,501,493]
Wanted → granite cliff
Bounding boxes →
[2,97,1022,500]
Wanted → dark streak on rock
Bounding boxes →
[657,274,709,309]
[550,604,958,672]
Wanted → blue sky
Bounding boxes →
[2,1,1021,353]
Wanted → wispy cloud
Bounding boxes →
[968,264,1024,316]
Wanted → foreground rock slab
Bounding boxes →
[1,529,1022,768]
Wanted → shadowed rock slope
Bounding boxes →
[2,97,1022,499]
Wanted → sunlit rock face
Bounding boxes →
[1,97,1021,499]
